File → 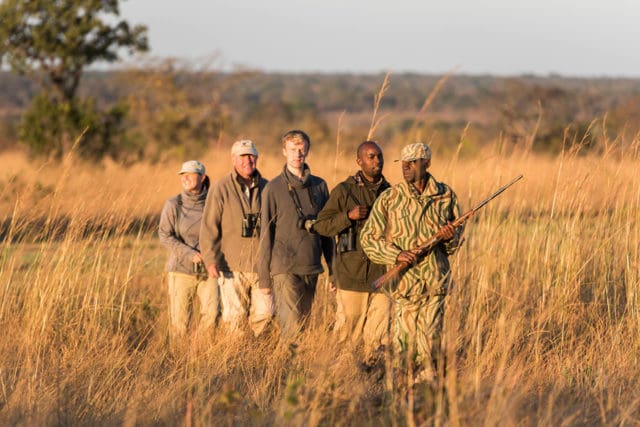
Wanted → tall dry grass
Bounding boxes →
[0,135,639,425]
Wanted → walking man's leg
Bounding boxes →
[247,271,274,336]
[273,274,317,339]
[218,271,248,333]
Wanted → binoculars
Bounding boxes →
[192,261,207,277]
[337,226,357,253]
[241,213,260,237]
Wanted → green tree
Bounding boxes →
[0,0,148,157]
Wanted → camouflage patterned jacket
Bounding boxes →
[360,174,463,301]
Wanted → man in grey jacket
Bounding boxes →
[200,140,273,336]
[258,130,334,339]
[159,160,219,337]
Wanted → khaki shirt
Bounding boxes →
[200,170,267,273]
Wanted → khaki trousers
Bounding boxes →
[393,294,445,378]
[334,289,391,359]
[218,271,275,337]
[168,272,219,337]
[272,273,318,339]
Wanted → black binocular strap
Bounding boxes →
[231,178,249,220]
[287,183,308,222]
[231,176,261,219]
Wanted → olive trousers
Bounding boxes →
[272,273,318,339]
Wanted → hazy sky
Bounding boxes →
[119,0,640,77]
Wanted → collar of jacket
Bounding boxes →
[283,163,311,188]
[353,171,389,191]
[232,168,262,189]
[180,186,208,206]
[400,173,440,199]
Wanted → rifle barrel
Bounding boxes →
[472,174,523,212]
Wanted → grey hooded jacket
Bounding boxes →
[159,187,208,274]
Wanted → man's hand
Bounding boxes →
[347,205,369,221]
[206,263,220,279]
[327,277,336,292]
[192,252,204,264]
[440,221,456,241]
[396,250,419,265]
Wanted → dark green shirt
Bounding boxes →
[314,172,390,292]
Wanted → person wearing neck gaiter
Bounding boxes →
[159,160,219,337]
[258,130,334,340]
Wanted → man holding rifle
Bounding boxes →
[360,142,463,383]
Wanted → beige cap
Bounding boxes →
[178,160,205,175]
[231,139,259,157]
[395,143,432,162]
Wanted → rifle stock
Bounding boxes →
[370,175,523,291]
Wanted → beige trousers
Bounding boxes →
[167,272,219,337]
[334,289,391,359]
[218,271,274,337]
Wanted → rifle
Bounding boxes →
[370,174,523,291]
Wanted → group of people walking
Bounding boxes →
[159,129,463,381]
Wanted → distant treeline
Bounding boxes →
[2,70,640,159]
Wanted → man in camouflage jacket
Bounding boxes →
[360,142,464,382]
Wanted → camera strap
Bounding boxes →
[345,186,361,208]
[287,183,307,222]
[340,185,361,241]
[231,174,261,219]
[231,178,249,219]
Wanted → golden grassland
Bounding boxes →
[0,138,639,425]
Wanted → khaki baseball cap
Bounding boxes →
[231,139,259,157]
[178,160,205,175]
[395,143,432,162]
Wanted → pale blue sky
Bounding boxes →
[119,0,640,76]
